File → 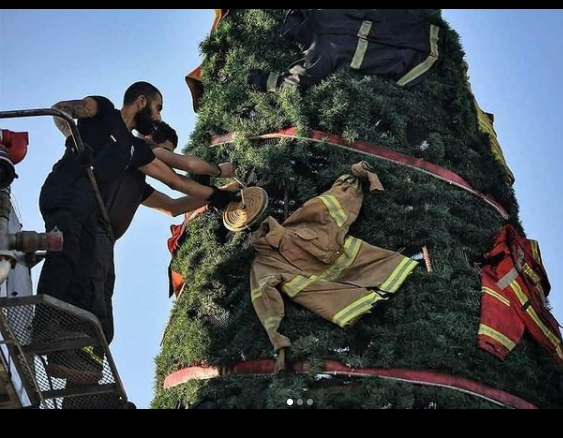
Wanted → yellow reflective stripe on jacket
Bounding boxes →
[252,276,276,303]
[478,113,497,137]
[510,279,531,307]
[323,237,362,282]
[527,306,561,350]
[479,324,516,352]
[333,292,384,328]
[530,241,542,264]
[336,175,362,192]
[251,289,262,303]
[488,139,510,172]
[351,21,374,70]
[397,25,440,87]
[482,287,511,308]
[380,258,419,293]
[490,145,507,165]
[318,195,348,227]
[265,316,283,332]
[283,275,317,298]
[523,264,542,286]
[82,346,104,367]
[511,281,562,350]
[282,237,363,298]
[478,111,515,182]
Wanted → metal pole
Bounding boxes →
[0,189,11,241]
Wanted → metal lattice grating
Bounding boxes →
[0,296,128,409]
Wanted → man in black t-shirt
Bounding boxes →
[38,82,238,383]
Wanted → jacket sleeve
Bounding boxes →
[250,267,291,354]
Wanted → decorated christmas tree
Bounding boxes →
[153,9,563,409]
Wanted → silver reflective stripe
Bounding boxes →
[515,247,525,269]
[497,268,519,291]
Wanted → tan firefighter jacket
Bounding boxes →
[250,165,419,369]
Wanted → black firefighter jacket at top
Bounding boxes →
[251,9,442,93]
[250,165,419,368]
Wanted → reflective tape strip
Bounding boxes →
[479,325,516,352]
[252,276,276,302]
[267,72,280,93]
[265,316,283,332]
[323,237,362,282]
[530,241,541,264]
[380,258,419,293]
[497,268,519,291]
[397,25,440,87]
[282,237,362,297]
[319,195,348,227]
[283,275,317,298]
[351,21,374,70]
[511,281,562,350]
[333,292,383,328]
[482,287,511,308]
[336,175,362,191]
[523,264,542,286]
[82,346,104,367]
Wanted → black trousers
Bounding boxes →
[37,169,116,345]
[72,227,116,344]
[37,165,97,315]
[37,207,96,312]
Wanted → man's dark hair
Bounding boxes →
[123,82,162,106]
[152,122,178,149]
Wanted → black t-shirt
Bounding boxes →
[41,95,156,214]
[79,96,155,187]
[103,137,157,240]
[106,176,155,241]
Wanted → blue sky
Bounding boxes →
[1,9,561,409]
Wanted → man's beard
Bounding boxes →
[135,106,156,136]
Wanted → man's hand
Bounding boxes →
[207,185,241,210]
[65,136,93,168]
[218,162,236,178]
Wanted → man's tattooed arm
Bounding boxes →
[51,98,99,137]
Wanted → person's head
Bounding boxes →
[151,121,178,152]
[123,82,163,136]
